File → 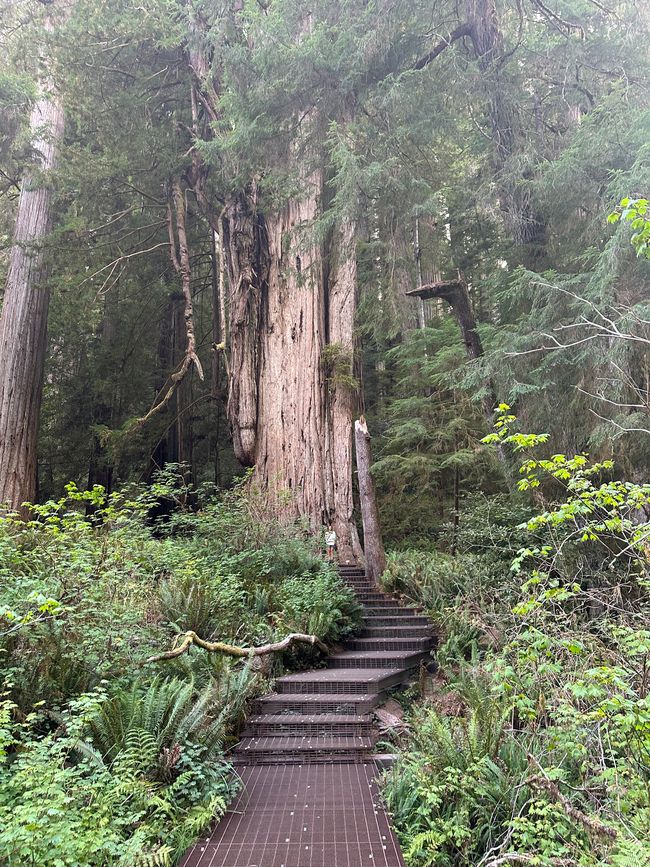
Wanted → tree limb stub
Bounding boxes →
[147,631,329,664]
[413,24,473,70]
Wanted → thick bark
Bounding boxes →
[224,178,362,561]
[354,417,386,582]
[0,23,65,511]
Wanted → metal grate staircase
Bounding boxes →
[231,565,436,766]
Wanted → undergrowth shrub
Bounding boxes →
[382,412,650,866]
[0,472,357,864]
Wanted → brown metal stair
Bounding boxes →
[231,564,435,766]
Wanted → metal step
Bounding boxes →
[349,636,436,652]
[255,693,381,715]
[327,650,431,670]
[356,592,395,600]
[361,624,435,638]
[243,713,373,737]
[362,614,430,626]
[274,667,406,694]
[232,735,374,765]
[362,604,421,614]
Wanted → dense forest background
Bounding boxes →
[1,1,649,865]
[1,0,648,536]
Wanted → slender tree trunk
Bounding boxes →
[354,416,386,582]
[0,16,65,511]
[87,291,117,512]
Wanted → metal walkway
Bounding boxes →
[180,565,436,867]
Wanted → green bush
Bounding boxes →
[382,415,650,865]
[0,475,358,865]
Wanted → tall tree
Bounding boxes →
[0,5,66,511]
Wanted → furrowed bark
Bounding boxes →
[0,10,66,512]
[223,175,361,559]
[354,417,386,582]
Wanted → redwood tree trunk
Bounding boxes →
[223,175,362,563]
[0,41,65,511]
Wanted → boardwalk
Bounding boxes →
[180,565,436,867]
[180,764,403,867]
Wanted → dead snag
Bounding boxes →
[354,416,386,583]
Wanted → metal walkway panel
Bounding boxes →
[180,763,405,867]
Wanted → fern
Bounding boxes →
[134,845,173,867]
[610,837,650,867]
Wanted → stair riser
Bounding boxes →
[243,722,374,737]
[361,626,434,637]
[349,639,434,651]
[356,594,394,601]
[256,697,379,714]
[363,616,429,626]
[328,652,430,670]
[233,751,371,766]
[362,606,421,614]
[277,671,405,695]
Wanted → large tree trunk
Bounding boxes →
[0,18,65,511]
[223,176,362,562]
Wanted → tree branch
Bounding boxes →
[413,24,473,70]
[147,631,329,663]
[526,754,617,842]
[133,177,204,429]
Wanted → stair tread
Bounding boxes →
[275,667,403,683]
[258,692,376,702]
[329,650,427,661]
[247,713,371,724]
[235,736,374,751]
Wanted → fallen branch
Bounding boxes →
[147,631,328,663]
[527,754,617,842]
[484,856,574,867]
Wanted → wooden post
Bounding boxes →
[354,416,386,583]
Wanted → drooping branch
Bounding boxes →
[407,274,512,484]
[147,631,329,663]
[133,177,204,429]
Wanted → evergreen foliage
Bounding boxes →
[1,0,649,862]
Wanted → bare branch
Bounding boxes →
[527,753,617,842]
[413,23,473,70]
